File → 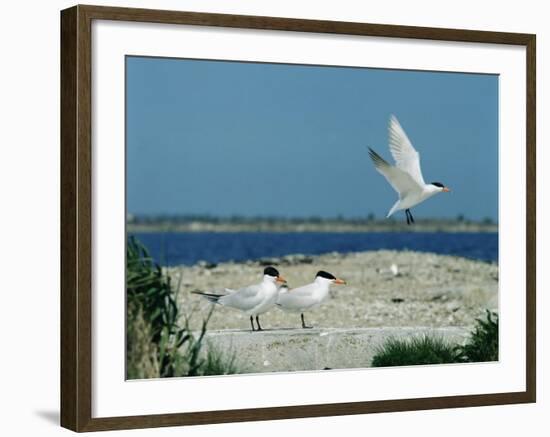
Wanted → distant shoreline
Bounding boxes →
[127,219,497,234]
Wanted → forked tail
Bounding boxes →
[191,290,223,304]
[386,200,401,218]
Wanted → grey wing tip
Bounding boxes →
[191,290,222,303]
[367,147,386,167]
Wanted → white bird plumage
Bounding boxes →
[368,115,450,224]
[276,271,346,329]
[388,115,426,187]
[192,266,286,331]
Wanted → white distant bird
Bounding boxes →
[368,115,450,225]
[276,271,346,329]
[192,266,286,331]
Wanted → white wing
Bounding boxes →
[219,283,263,311]
[276,283,317,311]
[388,115,425,186]
[368,148,422,197]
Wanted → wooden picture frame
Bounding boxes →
[60,4,536,432]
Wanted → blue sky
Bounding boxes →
[126,56,498,221]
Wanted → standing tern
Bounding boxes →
[368,115,450,225]
[276,271,346,329]
[192,266,286,331]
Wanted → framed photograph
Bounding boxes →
[60,4,536,432]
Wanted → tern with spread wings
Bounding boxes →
[368,115,450,225]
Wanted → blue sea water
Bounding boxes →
[130,232,498,266]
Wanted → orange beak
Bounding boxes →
[443,187,450,192]
[276,276,287,284]
[333,278,346,285]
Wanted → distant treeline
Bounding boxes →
[127,213,494,226]
[126,213,497,233]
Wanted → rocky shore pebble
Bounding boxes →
[166,250,498,331]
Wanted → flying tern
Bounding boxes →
[368,115,450,225]
[192,266,286,331]
[276,271,346,329]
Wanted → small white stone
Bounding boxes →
[263,360,270,366]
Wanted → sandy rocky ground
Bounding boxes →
[166,250,498,332]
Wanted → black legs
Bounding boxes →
[251,314,315,330]
[250,315,263,331]
[405,209,415,225]
[256,315,263,331]
[301,313,313,329]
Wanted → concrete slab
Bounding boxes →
[196,327,470,374]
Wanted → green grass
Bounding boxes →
[200,344,239,376]
[126,236,238,379]
[371,336,460,367]
[457,310,499,362]
[371,311,499,367]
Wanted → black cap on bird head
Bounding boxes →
[316,271,336,280]
[264,266,280,277]
[430,181,450,192]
